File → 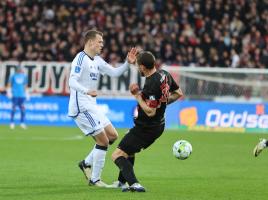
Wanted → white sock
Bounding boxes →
[91,146,107,182]
[84,146,95,166]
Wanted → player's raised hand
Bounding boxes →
[127,47,138,64]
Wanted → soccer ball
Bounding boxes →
[172,140,192,160]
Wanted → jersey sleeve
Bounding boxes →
[142,79,162,108]
[167,72,179,92]
[68,53,88,94]
[98,57,130,77]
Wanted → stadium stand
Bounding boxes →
[0,0,267,68]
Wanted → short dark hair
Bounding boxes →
[84,29,103,43]
[136,51,155,69]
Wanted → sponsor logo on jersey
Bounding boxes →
[75,66,81,73]
[90,73,98,80]
[149,95,156,100]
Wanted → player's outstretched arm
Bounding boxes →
[100,47,138,77]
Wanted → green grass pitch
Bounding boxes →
[0,125,268,200]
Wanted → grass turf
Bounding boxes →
[0,125,268,200]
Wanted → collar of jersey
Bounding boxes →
[83,51,94,60]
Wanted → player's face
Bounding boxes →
[92,34,104,55]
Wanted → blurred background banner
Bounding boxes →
[1,92,267,132]
[1,61,268,132]
[0,95,73,126]
[0,95,137,128]
[0,61,143,96]
[166,100,268,133]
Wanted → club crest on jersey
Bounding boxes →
[75,66,81,73]
[149,95,156,100]
[90,73,98,80]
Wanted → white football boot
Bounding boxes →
[20,123,27,129]
[89,179,109,188]
[106,180,128,190]
[123,183,146,192]
[253,139,267,157]
[78,160,91,180]
[10,123,15,130]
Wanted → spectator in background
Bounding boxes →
[0,0,267,68]
[6,66,29,129]
[230,49,240,68]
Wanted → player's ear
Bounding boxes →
[140,64,146,71]
[87,38,94,46]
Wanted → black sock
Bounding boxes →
[109,140,115,145]
[118,156,135,183]
[114,156,138,186]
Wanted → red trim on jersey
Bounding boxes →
[145,99,160,108]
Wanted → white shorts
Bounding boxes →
[74,110,111,136]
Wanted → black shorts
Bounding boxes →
[118,124,165,155]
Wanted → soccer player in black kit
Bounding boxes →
[111,51,183,192]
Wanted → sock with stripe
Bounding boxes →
[90,144,108,182]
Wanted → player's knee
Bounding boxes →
[105,125,118,141]
[108,131,118,141]
[111,151,118,162]
[96,140,109,147]
[110,133,118,142]
[95,137,109,147]
[111,149,127,162]
[94,131,110,147]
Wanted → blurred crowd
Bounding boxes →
[0,0,268,68]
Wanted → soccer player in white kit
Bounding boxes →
[68,30,138,187]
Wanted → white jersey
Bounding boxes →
[68,51,130,117]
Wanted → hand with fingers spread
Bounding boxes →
[127,47,139,64]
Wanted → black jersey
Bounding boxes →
[134,69,179,127]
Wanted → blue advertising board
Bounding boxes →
[0,95,136,128]
[166,100,268,133]
[1,95,267,133]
